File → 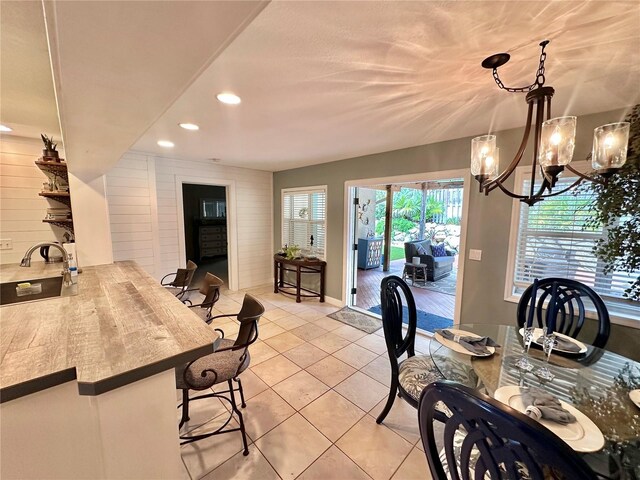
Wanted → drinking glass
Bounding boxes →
[535,327,556,381]
[515,326,535,371]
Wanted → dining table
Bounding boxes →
[428,323,640,480]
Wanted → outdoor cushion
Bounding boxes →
[417,244,431,256]
[432,256,455,268]
[431,243,447,257]
[176,338,249,389]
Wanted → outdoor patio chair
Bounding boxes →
[404,239,455,281]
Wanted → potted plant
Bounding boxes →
[40,134,59,160]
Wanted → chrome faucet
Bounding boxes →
[20,242,72,286]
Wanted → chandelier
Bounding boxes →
[471,41,630,205]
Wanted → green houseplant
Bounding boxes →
[583,104,640,300]
[40,134,59,160]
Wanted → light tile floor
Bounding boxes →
[179,285,434,480]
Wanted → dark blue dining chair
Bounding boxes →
[517,277,610,348]
[418,380,598,480]
[376,275,444,423]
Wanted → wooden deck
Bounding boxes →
[355,259,456,319]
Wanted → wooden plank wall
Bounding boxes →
[105,153,273,290]
[154,156,273,289]
[0,137,62,264]
[105,152,158,277]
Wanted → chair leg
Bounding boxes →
[228,380,249,456]
[234,377,246,408]
[376,378,398,424]
[179,389,190,429]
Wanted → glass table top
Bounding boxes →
[428,324,640,479]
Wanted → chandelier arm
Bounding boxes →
[491,175,582,203]
[492,178,530,200]
[484,102,535,194]
[564,165,607,186]
[533,178,584,199]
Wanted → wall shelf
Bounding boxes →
[43,218,75,234]
[35,159,69,182]
[36,158,74,238]
[39,192,72,208]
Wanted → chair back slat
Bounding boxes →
[234,294,264,349]
[380,276,417,373]
[199,273,224,306]
[517,277,610,348]
[419,381,598,480]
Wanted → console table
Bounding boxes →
[273,254,326,303]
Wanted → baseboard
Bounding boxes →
[323,295,345,307]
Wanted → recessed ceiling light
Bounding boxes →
[179,123,199,131]
[216,92,241,105]
[0,124,12,132]
[157,140,175,148]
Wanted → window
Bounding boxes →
[201,199,226,219]
[282,187,327,258]
[506,166,639,321]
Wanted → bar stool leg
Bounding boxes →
[179,389,190,429]
[234,377,246,408]
[228,379,249,456]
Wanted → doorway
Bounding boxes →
[345,170,470,331]
[182,183,228,288]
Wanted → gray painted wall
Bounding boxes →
[273,108,639,360]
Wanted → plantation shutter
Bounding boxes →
[513,176,638,305]
[282,188,326,258]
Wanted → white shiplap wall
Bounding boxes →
[154,157,273,289]
[0,137,64,264]
[105,152,160,277]
[105,152,273,290]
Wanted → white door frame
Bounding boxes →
[174,176,239,291]
[343,168,472,325]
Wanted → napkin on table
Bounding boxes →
[436,329,500,355]
[550,335,582,353]
[520,387,576,425]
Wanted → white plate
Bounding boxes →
[494,385,605,453]
[518,327,588,355]
[434,328,496,357]
[630,389,640,408]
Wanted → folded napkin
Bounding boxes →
[436,329,500,355]
[520,387,576,425]
[550,335,582,353]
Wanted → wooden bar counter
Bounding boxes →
[0,261,219,479]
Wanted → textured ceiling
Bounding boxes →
[44,0,268,179]
[133,1,640,171]
[0,1,61,140]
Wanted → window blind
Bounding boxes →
[513,176,638,308]
[282,188,326,258]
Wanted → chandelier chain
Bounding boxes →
[492,41,548,93]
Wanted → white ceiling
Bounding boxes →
[0,1,61,140]
[43,0,267,179]
[133,1,640,172]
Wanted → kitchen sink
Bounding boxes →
[0,276,77,306]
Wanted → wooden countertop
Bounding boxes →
[0,261,219,403]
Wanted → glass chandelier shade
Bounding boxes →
[538,116,576,167]
[471,135,499,178]
[592,122,630,172]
